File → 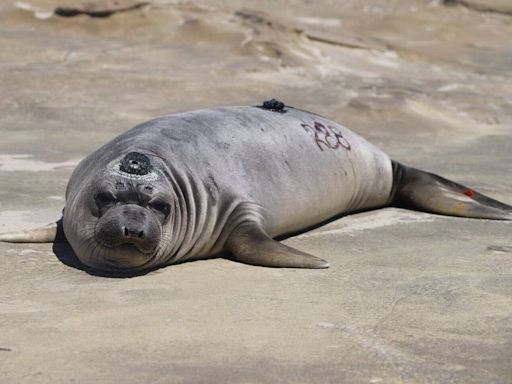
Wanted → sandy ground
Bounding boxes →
[0,1,511,383]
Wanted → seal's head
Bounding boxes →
[63,151,175,273]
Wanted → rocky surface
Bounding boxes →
[0,1,511,383]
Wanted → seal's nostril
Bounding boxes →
[122,226,144,239]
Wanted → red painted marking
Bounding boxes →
[463,188,474,197]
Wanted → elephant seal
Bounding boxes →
[1,100,511,272]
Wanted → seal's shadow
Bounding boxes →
[52,209,361,277]
[52,207,369,277]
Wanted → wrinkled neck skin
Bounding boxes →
[161,162,260,264]
[63,154,261,273]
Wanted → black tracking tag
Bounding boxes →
[119,152,151,176]
[258,98,287,113]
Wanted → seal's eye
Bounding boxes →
[148,201,171,218]
[94,192,116,208]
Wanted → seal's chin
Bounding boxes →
[87,242,156,272]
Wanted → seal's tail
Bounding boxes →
[0,219,65,243]
[390,161,512,220]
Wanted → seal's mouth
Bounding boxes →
[89,242,157,272]
[91,202,163,271]
[95,237,157,255]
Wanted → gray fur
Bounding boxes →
[63,105,393,271]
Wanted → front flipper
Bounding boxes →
[0,219,66,243]
[226,223,329,269]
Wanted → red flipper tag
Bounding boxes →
[463,188,474,197]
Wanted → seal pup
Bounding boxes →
[1,100,511,272]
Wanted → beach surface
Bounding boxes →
[1,1,511,382]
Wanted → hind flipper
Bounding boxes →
[391,161,512,220]
[226,222,330,268]
[0,219,66,243]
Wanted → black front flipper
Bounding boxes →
[225,222,330,269]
